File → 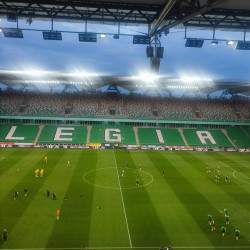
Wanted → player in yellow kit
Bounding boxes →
[35,169,39,178]
[67,160,70,167]
[44,156,47,163]
[40,168,44,177]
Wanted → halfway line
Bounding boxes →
[113,150,132,248]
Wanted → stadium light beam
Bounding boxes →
[132,73,159,83]
[100,34,106,38]
[211,41,218,45]
[226,41,234,45]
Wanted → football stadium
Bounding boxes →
[0,0,250,250]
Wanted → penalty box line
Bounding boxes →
[113,150,133,248]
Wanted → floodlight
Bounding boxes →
[79,33,97,42]
[146,46,153,57]
[156,47,164,58]
[235,41,250,50]
[0,29,2,33]
[43,31,62,40]
[2,28,23,38]
[185,38,204,48]
[100,34,106,38]
[133,35,150,45]
[113,34,119,39]
[211,41,218,45]
[7,13,17,22]
[226,41,234,45]
[133,73,159,82]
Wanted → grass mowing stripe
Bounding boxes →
[151,150,241,247]
[0,149,64,248]
[0,148,24,175]
[46,150,98,248]
[173,151,249,245]
[8,149,75,249]
[206,152,250,197]
[88,150,130,247]
[115,150,170,247]
[0,148,35,177]
[113,151,132,248]
[131,151,212,247]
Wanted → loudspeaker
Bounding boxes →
[146,46,154,57]
[156,47,164,58]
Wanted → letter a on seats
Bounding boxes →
[105,129,121,142]
[5,126,24,140]
[196,131,216,145]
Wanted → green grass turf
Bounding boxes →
[0,148,249,250]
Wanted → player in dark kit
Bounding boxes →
[221,226,226,236]
[136,178,139,187]
[24,188,28,196]
[47,188,50,197]
[211,219,216,231]
[53,192,56,200]
[2,229,8,241]
[235,228,240,240]
[208,214,212,225]
[14,189,19,200]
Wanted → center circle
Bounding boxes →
[83,167,153,189]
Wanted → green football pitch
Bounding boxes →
[0,148,249,250]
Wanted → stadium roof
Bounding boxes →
[0,70,249,96]
[0,0,250,35]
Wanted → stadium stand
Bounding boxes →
[196,99,239,122]
[183,128,233,147]
[37,125,88,144]
[0,92,23,116]
[0,124,39,143]
[156,98,194,120]
[125,96,152,119]
[23,94,65,117]
[225,127,250,148]
[0,92,249,123]
[70,95,99,117]
[100,96,124,117]
[90,125,136,145]
[137,128,185,146]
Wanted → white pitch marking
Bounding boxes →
[113,151,132,248]
[219,161,250,184]
[233,171,250,184]
[83,167,153,190]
